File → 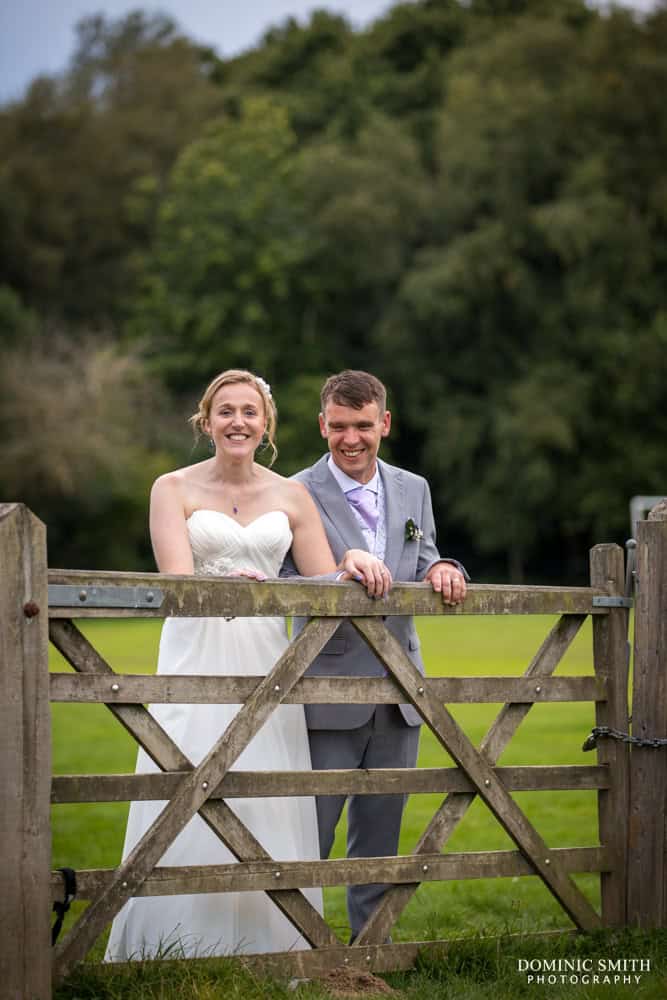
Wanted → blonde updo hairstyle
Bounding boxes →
[190,369,278,466]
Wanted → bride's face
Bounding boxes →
[204,382,266,459]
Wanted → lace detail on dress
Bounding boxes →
[194,555,236,577]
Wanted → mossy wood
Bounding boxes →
[8,502,664,997]
[52,846,608,900]
[628,507,667,926]
[97,928,577,982]
[590,544,631,927]
[49,673,604,704]
[48,599,606,983]
[51,764,610,804]
[0,505,51,1000]
[47,584,610,983]
[47,569,607,617]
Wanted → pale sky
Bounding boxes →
[0,0,660,105]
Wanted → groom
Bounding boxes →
[291,370,468,941]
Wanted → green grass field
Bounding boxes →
[51,614,602,947]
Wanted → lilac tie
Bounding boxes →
[346,485,379,533]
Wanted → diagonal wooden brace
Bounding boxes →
[49,617,341,982]
[355,614,587,944]
[351,615,601,934]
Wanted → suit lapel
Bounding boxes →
[310,455,367,552]
[379,459,406,576]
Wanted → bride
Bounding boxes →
[105,369,390,961]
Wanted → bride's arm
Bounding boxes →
[149,474,195,575]
[288,484,337,577]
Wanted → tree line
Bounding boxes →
[1,0,666,580]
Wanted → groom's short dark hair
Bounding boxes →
[320,370,387,412]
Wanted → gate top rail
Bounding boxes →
[46,570,611,618]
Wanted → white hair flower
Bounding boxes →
[255,375,272,398]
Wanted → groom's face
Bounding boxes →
[319,400,391,484]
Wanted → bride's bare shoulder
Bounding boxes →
[260,466,301,493]
[151,460,214,499]
[254,466,299,502]
[262,471,315,522]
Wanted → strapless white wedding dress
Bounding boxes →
[105,509,323,960]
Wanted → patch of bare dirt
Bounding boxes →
[319,966,398,997]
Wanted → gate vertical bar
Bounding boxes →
[0,504,52,998]
[590,544,630,926]
[628,500,667,926]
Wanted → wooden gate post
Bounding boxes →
[627,499,667,927]
[590,544,630,926]
[0,504,52,998]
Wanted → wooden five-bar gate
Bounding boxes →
[2,501,666,999]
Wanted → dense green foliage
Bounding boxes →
[2,1,666,578]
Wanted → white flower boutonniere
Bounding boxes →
[405,518,424,542]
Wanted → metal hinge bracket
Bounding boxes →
[592,595,633,609]
[48,585,164,609]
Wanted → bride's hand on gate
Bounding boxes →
[227,567,267,581]
[338,549,392,598]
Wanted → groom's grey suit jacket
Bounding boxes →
[286,454,467,730]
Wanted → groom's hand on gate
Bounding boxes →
[425,562,467,606]
[337,549,392,598]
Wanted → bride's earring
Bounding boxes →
[208,437,215,452]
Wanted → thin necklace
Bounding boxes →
[220,471,253,516]
[229,485,248,516]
